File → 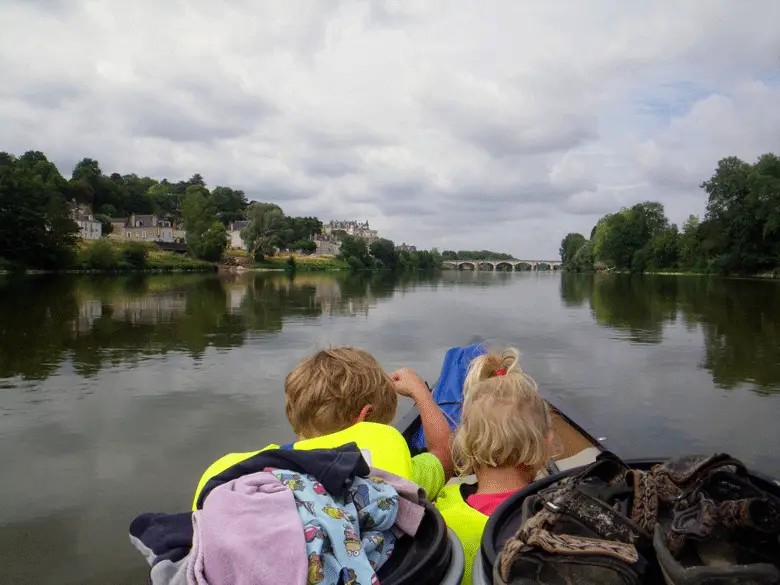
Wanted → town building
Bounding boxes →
[314,234,342,256]
[228,220,250,250]
[70,201,103,240]
[321,220,379,244]
[108,214,173,243]
[396,242,417,253]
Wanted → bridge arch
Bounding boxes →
[478,261,495,271]
[457,261,477,271]
[495,261,514,271]
[537,262,552,271]
[514,262,533,271]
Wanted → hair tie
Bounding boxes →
[494,369,507,376]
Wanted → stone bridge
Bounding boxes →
[442,259,562,271]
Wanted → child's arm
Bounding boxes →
[391,368,453,480]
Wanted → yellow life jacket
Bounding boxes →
[435,483,489,585]
[192,422,413,510]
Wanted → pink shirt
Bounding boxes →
[466,490,518,516]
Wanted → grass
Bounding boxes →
[73,239,216,272]
[253,254,349,271]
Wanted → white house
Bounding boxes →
[229,220,250,250]
[71,201,103,240]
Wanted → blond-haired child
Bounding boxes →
[193,346,453,509]
[435,347,557,585]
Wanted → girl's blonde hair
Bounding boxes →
[452,347,556,476]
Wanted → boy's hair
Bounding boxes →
[285,346,397,438]
[453,347,555,476]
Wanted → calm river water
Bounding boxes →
[1,270,779,584]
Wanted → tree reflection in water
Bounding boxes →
[561,273,780,394]
[0,272,428,381]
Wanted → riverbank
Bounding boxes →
[563,267,780,279]
[222,250,349,272]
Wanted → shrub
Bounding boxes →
[121,242,149,269]
[285,255,297,272]
[82,239,120,270]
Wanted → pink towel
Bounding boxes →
[198,471,307,585]
[369,468,427,536]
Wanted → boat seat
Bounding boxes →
[552,446,601,471]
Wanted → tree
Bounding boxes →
[0,152,80,269]
[369,238,399,270]
[181,187,226,261]
[291,240,316,253]
[570,240,594,272]
[242,202,286,260]
[559,233,587,265]
[592,202,671,271]
[339,235,374,270]
[211,186,248,225]
[94,214,113,235]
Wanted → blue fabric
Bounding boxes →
[268,469,399,585]
[411,343,487,450]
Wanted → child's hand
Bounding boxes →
[391,368,428,398]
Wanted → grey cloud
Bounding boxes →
[11,80,86,109]
[119,84,278,143]
[300,158,361,178]
[464,118,598,158]
[243,182,318,204]
[307,128,398,149]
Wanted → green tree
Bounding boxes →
[570,241,595,272]
[291,240,316,253]
[593,202,671,271]
[99,204,118,218]
[369,238,399,270]
[242,202,285,260]
[0,151,80,270]
[121,242,149,269]
[559,233,587,266]
[94,213,114,235]
[211,186,248,225]
[81,239,120,270]
[182,187,226,261]
[339,235,375,270]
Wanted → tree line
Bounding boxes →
[0,149,442,271]
[441,250,515,260]
[0,150,324,268]
[560,153,780,275]
[338,236,442,271]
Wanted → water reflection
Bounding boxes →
[0,272,443,381]
[561,273,780,394]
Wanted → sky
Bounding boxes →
[2,0,780,258]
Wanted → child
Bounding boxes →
[193,346,453,509]
[435,347,557,585]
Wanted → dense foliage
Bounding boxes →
[441,250,515,260]
[0,151,80,270]
[560,153,780,275]
[337,235,442,271]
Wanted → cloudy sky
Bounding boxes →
[2,0,779,257]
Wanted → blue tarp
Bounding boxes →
[410,343,487,450]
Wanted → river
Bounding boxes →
[1,270,778,584]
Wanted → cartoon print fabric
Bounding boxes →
[268,469,399,585]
